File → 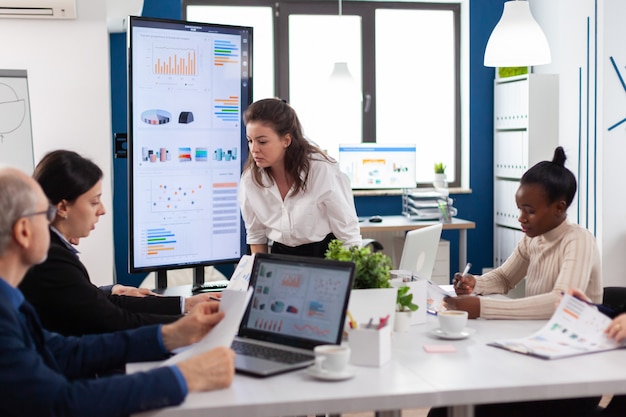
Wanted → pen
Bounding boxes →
[209,296,222,302]
[377,314,390,330]
[347,310,358,329]
[456,262,471,288]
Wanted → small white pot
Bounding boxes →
[433,173,448,189]
[394,310,413,332]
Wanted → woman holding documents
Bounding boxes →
[238,98,362,257]
[19,150,212,336]
[446,146,602,319]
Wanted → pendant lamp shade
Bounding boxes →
[484,1,551,67]
[330,62,353,81]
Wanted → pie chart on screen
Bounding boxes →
[141,109,171,125]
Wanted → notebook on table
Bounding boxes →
[232,253,355,377]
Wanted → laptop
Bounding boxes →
[398,223,443,280]
[232,253,355,377]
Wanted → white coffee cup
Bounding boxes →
[438,310,468,336]
[314,344,350,374]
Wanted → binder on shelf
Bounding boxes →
[401,189,457,221]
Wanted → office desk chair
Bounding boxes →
[361,238,384,252]
[602,286,626,312]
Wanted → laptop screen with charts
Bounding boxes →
[232,253,355,377]
[398,223,443,280]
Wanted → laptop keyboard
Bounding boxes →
[231,340,314,364]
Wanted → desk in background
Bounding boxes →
[360,216,476,277]
[131,316,626,417]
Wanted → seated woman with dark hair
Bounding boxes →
[446,146,602,320]
[430,147,603,417]
[19,150,212,336]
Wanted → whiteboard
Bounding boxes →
[0,69,34,173]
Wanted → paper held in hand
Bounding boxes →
[427,281,456,313]
[163,288,253,366]
[488,294,625,360]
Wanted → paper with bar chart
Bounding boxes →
[129,19,251,271]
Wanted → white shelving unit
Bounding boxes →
[493,74,559,272]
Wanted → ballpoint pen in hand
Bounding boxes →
[456,262,472,289]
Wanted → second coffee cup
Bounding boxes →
[438,310,468,336]
[313,344,350,374]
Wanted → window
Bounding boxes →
[184,1,461,186]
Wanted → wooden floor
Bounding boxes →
[344,409,429,417]
[306,409,429,417]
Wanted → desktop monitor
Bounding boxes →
[338,144,417,189]
[127,16,252,280]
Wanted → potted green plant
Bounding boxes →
[325,239,396,329]
[394,285,419,332]
[396,285,419,312]
[433,162,448,193]
[325,240,392,289]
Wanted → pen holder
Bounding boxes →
[437,199,452,223]
[347,325,391,367]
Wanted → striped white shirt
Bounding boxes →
[475,220,602,319]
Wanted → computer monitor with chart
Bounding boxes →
[338,143,417,189]
[127,16,252,280]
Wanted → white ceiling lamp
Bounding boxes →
[484,0,551,67]
[329,0,355,83]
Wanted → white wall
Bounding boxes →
[532,0,626,287]
[0,0,114,286]
[598,0,626,287]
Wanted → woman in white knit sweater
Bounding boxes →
[445,146,602,319]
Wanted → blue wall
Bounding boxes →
[110,0,503,286]
[109,1,183,286]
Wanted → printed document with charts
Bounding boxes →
[489,294,626,359]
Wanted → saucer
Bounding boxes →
[305,365,356,381]
[430,327,475,340]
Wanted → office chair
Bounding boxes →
[602,286,626,312]
[360,238,384,252]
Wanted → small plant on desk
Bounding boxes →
[396,286,419,312]
[434,162,446,174]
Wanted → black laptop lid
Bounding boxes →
[238,253,355,350]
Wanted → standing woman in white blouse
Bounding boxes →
[238,98,362,257]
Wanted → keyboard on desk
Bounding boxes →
[191,279,229,293]
[231,340,314,364]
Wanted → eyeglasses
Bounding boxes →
[23,205,57,223]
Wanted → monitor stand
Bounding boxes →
[155,266,206,289]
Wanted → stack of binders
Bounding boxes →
[401,189,457,221]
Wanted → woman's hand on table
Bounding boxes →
[443,295,480,319]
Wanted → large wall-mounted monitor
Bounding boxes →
[338,144,417,189]
[127,16,252,284]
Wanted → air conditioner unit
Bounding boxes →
[0,0,76,19]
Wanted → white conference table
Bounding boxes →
[132,316,626,417]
